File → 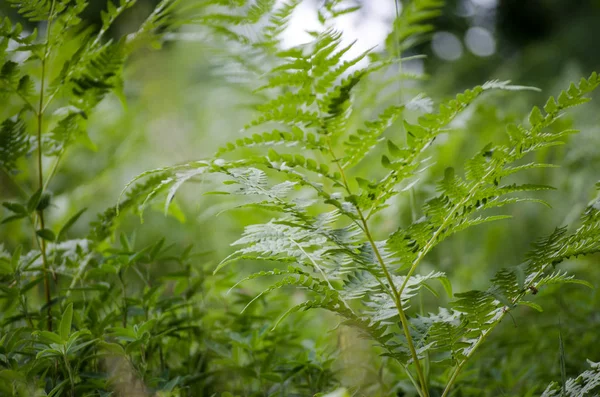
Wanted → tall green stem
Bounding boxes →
[441,267,548,396]
[35,0,57,331]
[326,140,428,397]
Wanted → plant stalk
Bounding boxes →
[326,140,429,397]
[441,267,548,396]
[35,0,57,332]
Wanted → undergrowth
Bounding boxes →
[1,0,599,396]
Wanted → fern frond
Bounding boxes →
[7,0,54,22]
[535,270,593,290]
[437,187,600,393]
[262,0,300,46]
[366,81,539,218]
[542,360,600,397]
[216,128,327,156]
[46,110,87,156]
[360,271,448,323]
[67,42,125,111]
[0,115,30,173]
[99,0,137,41]
[387,74,599,271]
[92,172,173,241]
[386,0,445,52]
[342,105,404,168]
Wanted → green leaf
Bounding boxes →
[161,376,181,392]
[27,188,43,213]
[438,276,453,298]
[34,330,63,345]
[544,96,558,114]
[99,341,126,356]
[387,139,403,157]
[528,106,544,126]
[36,228,56,241]
[517,301,543,312]
[119,233,131,251]
[11,245,22,272]
[1,214,27,224]
[57,208,87,241]
[59,303,73,341]
[381,155,392,168]
[561,278,594,289]
[136,319,157,337]
[2,202,27,214]
[36,192,51,211]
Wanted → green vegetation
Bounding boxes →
[1,1,599,396]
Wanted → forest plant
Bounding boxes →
[1,0,599,396]
[124,1,600,396]
[1,1,333,396]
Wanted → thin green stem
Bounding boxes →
[43,148,65,191]
[63,355,75,397]
[358,208,428,397]
[35,0,57,332]
[420,290,431,385]
[119,269,128,328]
[397,163,499,298]
[440,321,494,397]
[326,140,428,397]
[441,267,547,396]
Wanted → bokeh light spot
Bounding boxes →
[465,27,496,57]
[432,32,463,61]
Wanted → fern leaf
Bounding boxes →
[386,0,445,52]
[0,115,30,173]
[7,0,53,22]
[542,360,600,397]
[342,105,404,168]
[216,128,327,155]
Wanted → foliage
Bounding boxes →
[1,1,599,397]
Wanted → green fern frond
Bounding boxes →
[67,42,126,111]
[342,105,404,168]
[365,81,539,218]
[0,115,30,173]
[434,188,600,392]
[7,0,55,22]
[526,191,600,275]
[0,59,36,109]
[100,0,137,39]
[386,0,445,53]
[116,5,600,393]
[262,0,300,46]
[542,360,600,397]
[216,128,327,156]
[535,270,593,290]
[387,74,599,271]
[92,172,172,241]
[359,271,448,323]
[46,110,87,156]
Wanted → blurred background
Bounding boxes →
[1,0,599,395]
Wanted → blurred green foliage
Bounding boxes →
[1,1,599,396]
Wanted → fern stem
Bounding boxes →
[43,148,65,192]
[359,208,428,397]
[440,332,487,396]
[397,163,499,298]
[35,0,57,332]
[289,238,334,289]
[326,140,428,397]
[441,268,547,396]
